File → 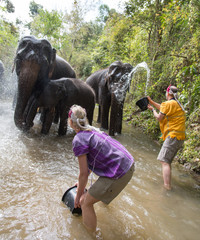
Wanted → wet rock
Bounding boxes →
[184,162,192,170]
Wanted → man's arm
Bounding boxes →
[147,96,161,110]
[148,103,165,121]
[152,109,165,121]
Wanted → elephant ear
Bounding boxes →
[53,82,66,100]
[108,61,123,77]
[48,48,56,78]
[42,81,66,106]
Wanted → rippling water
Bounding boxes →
[0,100,200,240]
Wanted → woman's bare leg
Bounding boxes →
[80,192,100,232]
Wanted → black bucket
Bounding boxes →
[62,186,82,215]
[136,97,149,111]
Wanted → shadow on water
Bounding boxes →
[0,100,200,240]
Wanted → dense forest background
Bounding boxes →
[0,0,199,174]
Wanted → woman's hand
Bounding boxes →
[147,104,153,111]
[74,193,81,208]
[147,96,161,110]
[147,96,152,103]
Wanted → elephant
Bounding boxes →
[86,61,133,136]
[23,77,95,136]
[14,35,76,131]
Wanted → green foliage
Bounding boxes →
[3,0,15,13]
[71,50,93,79]
[0,1,19,64]
[59,1,105,76]
[188,0,200,33]
[178,106,200,172]
[91,14,150,71]
[29,0,43,17]
[97,4,117,23]
[123,102,160,138]
[0,1,19,98]
[123,0,200,172]
[176,64,200,112]
[30,9,63,42]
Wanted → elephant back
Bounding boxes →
[51,55,76,80]
[52,77,95,126]
[86,68,108,103]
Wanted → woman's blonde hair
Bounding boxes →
[69,105,102,132]
[69,105,90,131]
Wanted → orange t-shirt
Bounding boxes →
[159,99,186,141]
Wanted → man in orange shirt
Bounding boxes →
[147,85,186,190]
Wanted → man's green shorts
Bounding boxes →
[88,164,134,204]
[157,136,184,164]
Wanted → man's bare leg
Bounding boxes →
[161,162,172,190]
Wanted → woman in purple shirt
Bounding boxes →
[68,105,134,232]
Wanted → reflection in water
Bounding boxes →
[0,100,200,240]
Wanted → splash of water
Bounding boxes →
[112,62,150,103]
[110,72,131,103]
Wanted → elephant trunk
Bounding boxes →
[109,93,124,136]
[14,61,40,130]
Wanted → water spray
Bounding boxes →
[111,61,150,103]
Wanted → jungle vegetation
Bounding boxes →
[0,0,199,174]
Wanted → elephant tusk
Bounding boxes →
[110,67,117,76]
[25,50,35,59]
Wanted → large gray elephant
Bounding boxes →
[86,61,133,136]
[23,78,95,135]
[14,35,76,131]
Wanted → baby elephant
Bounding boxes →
[24,78,95,135]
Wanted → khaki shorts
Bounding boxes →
[88,164,134,204]
[157,136,184,164]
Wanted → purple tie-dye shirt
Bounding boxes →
[72,130,134,179]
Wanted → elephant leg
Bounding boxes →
[97,105,101,123]
[109,108,115,136]
[39,108,45,123]
[109,94,120,136]
[101,97,110,130]
[53,105,60,124]
[87,105,95,125]
[41,108,55,134]
[115,103,124,134]
[23,95,38,131]
[23,95,35,122]
[58,108,68,136]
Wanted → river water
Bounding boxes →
[0,99,200,240]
